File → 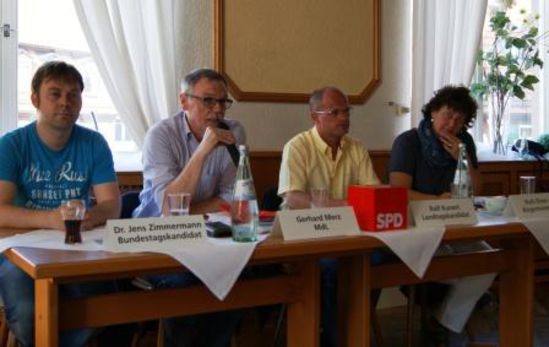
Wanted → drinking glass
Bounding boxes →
[166,192,192,216]
[60,199,86,244]
[520,176,536,195]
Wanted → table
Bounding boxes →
[341,219,534,347]
[1,218,535,347]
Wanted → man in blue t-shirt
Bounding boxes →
[0,61,121,346]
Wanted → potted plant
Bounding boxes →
[471,9,544,155]
[539,133,549,153]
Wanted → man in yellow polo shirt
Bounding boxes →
[278,86,380,347]
[278,86,379,207]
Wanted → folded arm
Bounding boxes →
[162,126,237,215]
[283,190,347,210]
[389,172,451,201]
[189,197,227,214]
[0,180,64,230]
[84,182,121,229]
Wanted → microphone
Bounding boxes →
[217,121,240,166]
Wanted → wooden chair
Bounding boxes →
[0,304,18,347]
[404,277,500,347]
[0,306,8,347]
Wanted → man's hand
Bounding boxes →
[47,208,66,231]
[83,212,93,230]
[197,126,236,156]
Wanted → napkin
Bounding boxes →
[165,235,267,300]
[363,225,445,277]
[522,218,549,255]
[0,228,266,300]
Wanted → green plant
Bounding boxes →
[470,9,544,154]
[538,133,549,152]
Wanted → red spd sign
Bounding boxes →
[347,185,408,231]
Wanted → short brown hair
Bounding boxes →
[31,61,84,94]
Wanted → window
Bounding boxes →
[474,0,548,150]
[1,0,137,153]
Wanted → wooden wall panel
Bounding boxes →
[249,151,282,204]
[117,151,549,202]
[117,151,389,202]
[478,161,549,195]
[478,172,511,196]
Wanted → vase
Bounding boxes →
[489,100,509,156]
[492,125,506,155]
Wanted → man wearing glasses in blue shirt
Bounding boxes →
[134,68,245,218]
[133,68,245,346]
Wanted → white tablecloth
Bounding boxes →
[0,228,266,300]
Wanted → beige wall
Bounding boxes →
[181,0,411,151]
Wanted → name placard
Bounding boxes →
[505,193,549,220]
[410,198,477,228]
[105,215,207,252]
[271,206,360,241]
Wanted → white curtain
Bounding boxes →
[411,0,488,126]
[73,0,183,147]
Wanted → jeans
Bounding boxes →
[320,250,393,347]
[145,272,244,347]
[0,255,117,347]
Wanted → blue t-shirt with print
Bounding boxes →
[0,122,117,210]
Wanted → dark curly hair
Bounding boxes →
[421,85,477,130]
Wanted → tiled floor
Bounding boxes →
[376,283,549,347]
[231,283,549,347]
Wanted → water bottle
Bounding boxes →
[451,143,472,199]
[231,145,259,242]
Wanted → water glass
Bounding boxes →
[166,192,191,216]
[519,176,536,195]
[309,187,329,208]
[60,199,86,244]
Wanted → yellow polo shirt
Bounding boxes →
[278,127,380,200]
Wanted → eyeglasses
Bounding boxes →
[313,107,352,117]
[186,94,234,109]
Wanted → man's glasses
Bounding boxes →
[313,107,352,117]
[187,94,234,109]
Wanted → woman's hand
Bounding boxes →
[438,132,461,160]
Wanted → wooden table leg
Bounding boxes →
[35,278,58,347]
[498,237,534,347]
[287,260,320,347]
[343,255,371,347]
